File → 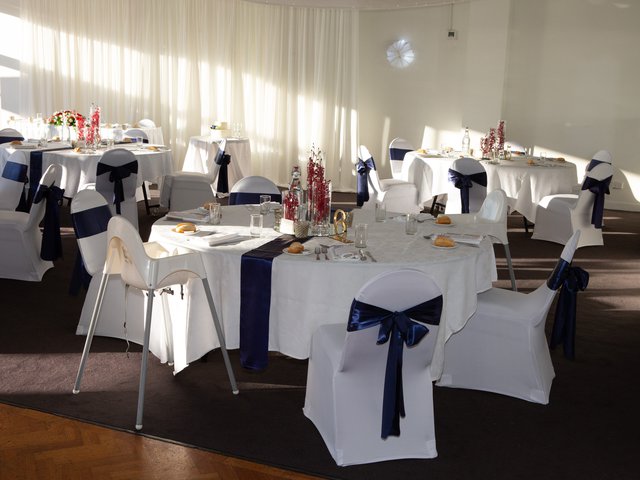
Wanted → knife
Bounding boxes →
[365,251,377,262]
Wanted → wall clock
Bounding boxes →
[386,39,415,68]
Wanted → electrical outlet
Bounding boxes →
[611,180,623,190]
[447,30,457,39]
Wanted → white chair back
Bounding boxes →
[229,175,281,205]
[585,149,612,172]
[0,128,24,143]
[445,157,487,214]
[124,128,148,143]
[358,145,383,197]
[26,163,65,231]
[0,150,29,210]
[95,148,139,229]
[71,190,112,276]
[475,188,509,243]
[573,162,614,225]
[137,119,156,128]
[389,137,413,179]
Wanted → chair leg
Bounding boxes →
[523,216,531,233]
[201,278,239,394]
[73,272,109,394]
[142,182,152,216]
[135,290,155,431]
[503,244,517,291]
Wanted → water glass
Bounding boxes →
[354,223,367,248]
[405,214,418,235]
[375,202,386,222]
[208,202,221,225]
[250,213,263,237]
[137,136,145,149]
[259,194,271,214]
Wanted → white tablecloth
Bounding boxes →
[42,145,174,197]
[100,126,164,145]
[401,152,578,222]
[181,136,252,189]
[145,206,497,378]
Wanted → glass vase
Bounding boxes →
[310,180,332,236]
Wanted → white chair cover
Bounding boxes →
[74,216,238,431]
[71,189,148,344]
[389,137,413,179]
[303,269,442,465]
[95,148,139,230]
[444,157,487,214]
[358,145,420,214]
[137,118,156,128]
[0,128,24,143]
[437,231,581,404]
[532,162,613,248]
[0,163,64,281]
[0,150,29,211]
[445,189,517,290]
[228,175,281,205]
[123,128,148,143]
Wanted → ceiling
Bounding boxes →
[243,0,469,9]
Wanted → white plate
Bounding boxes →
[431,242,458,250]
[282,248,312,256]
[172,227,199,235]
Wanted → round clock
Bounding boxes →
[386,39,415,68]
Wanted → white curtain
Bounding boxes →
[19,0,359,190]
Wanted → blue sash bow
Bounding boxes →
[356,156,376,206]
[448,169,488,213]
[229,191,282,205]
[2,160,29,212]
[547,259,589,359]
[347,297,442,438]
[389,147,411,162]
[214,149,231,194]
[0,135,24,144]
[581,175,611,229]
[69,204,113,295]
[96,160,138,214]
[33,184,64,261]
[585,159,607,172]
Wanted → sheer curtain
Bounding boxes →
[20,0,359,190]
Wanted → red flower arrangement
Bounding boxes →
[307,145,331,227]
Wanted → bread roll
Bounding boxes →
[436,215,451,225]
[10,140,21,145]
[434,235,456,248]
[175,222,197,233]
[287,241,304,254]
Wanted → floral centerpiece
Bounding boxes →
[47,109,84,128]
[307,145,331,235]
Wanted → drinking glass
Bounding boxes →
[137,136,145,150]
[250,214,263,237]
[405,214,418,235]
[208,202,221,225]
[375,202,386,222]
[354,223,367,248]
[259,195,271,214]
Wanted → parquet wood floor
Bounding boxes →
[0,403,322,480]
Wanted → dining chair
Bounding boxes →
[160,139,228,210]
[445,157,487,214]
[123,128,149,144]
[73,215,239,431]
[70,189,149,344]
[0,150,29,211]
[531,162,613,248]
[95,148,139,230]
[137,118,156,128]
[0,128,25,144]
[388,137,414,179]
[0,163,65,281]
[444,189,517,291]
[437,230,582,404]
[303,269,442,465]
[228,175,282,205]
[357,145,420,214]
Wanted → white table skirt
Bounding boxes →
[42,145,174,197]
[401,152,578,222]
[142,206,496,378]
[181,136,252,189]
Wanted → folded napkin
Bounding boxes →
[166,209,209,223]
[329,245,363,262]
[12,143,39,149]
[198,232,244,246]
[425,233,484,245]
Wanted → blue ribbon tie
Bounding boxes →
[0,135,24,144]
[33,184,64,261]
[581,175,611,229]
[96,160,138,214]
[214,150,231,194]
[547,258,589,359]
[347,297,442,438]
[389,147,411,162]
[356,156,376,207]
[2,160,29,212]
[229,191,282,205]
[585,159,607,172]
[448,169,487,213]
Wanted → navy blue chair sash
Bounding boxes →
[69,204,113,295]
[229,191,282,205]
[2,160,29,212]
[33,184,64,261]
[96,160,138,214]
[447,169,487,214]
[347,297,442,438]
[547,258,589,359]
[389,147,411,161]
[0,136,24,144]
[240,235,308,370]
[581,175,611,228]
[214,149,231,194]
[585,159,607,172]
[356,156,376,206]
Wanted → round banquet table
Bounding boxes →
[145,206,497,377]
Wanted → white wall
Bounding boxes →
[358,0,640,210]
